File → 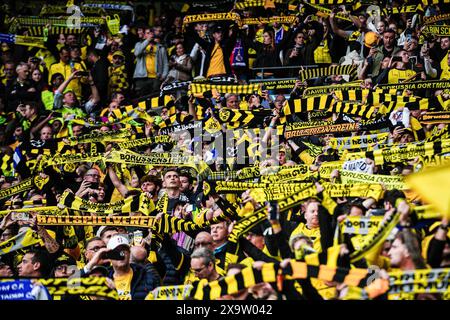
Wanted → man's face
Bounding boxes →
[179,176,190,192]
[54,264,76,278]
[210,222,228,243]
[40,127,52,140]
[72,125,83,137]
[295,33,305,46]
[349,206,363,217]
[24,105,35,120]
[388,238,408,267]
[85,239,107,262]
[0,263,13,277]
[144,29,154,41]
[60,50,70,64]
[246,233,265,250]
[0,228,13,242]
[304,202,320,228]
[194,233,214,251]
[377,22,386,34]
[278,151,286,165]
[441,37,450,50]
[66,35,77,46]
[4,63,15,78]
[164,171,180,189]
[17,65,30,81]
[141,181,156,193]
[111,246,130,269]
[400,50,410,64]
[84,169,100,183]
[17,253,38,277]
[63,92,76,106]
[190,257,211,280]
[213,31,223,42]
[383,32,395,48]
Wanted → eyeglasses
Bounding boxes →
[192,265,207,273]
[87,246,106,252]
[85,174,100,178]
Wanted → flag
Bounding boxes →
[406,164,450,219]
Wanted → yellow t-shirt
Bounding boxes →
[114,269,133,300]
[440,51,450,80]
[206,43,226,77]
[48,61,84,99]
[145,44,157,79]
[387,68,416,84]
[290,223,322,253]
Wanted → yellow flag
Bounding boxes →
[406,164,450,219]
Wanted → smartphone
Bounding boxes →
[102,249,125,260]
[77,71,90,77]
[186,204,194,213]
[392,56,402,62]
[89,182,99,190]
[268,201,279,221]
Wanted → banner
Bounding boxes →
[58,191,156,216]
[202,180,310,195]
[298,65,357,82]
[329,133,389,151]
[303,82,363,97]
[423,13,450,24]
[182,12,241,26]
[36,215,157,228]
[350,210,400,262]
[419,112,450,124]
[325,183,384,199]
[0,178,33,200]
[146,285,193,300]
[37,277,118,299]
[159,121,202,136]
[67,129,131,145]
[388,268,450,295]
[422,25,450,36]
[116,135,175,149]
[241,16,297,25]
[342,159,373,173]
[0,34,46,49]
[341,216,384,235]
[189,83,261,96]
[0,280,35,300]
[284,122,359,138]
[376,80,450,91]
[0,228,43,256]
[250,79,296,91]
[340,170,407,190]
[382,4,424,16]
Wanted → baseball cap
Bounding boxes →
[54,253,77,267]
[112,50,125,59]
[107,234,130,251]
[88,265,109,277]
[212,25,223,33]
[96,226,117,238]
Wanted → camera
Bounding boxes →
[101,249,125,260]
[30,57,40,63]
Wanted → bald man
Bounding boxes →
[130,246,148,265]
[193,232,214,251]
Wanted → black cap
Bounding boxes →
[54,253,77,267]
[212,25,224,33]
[88,265,109,277]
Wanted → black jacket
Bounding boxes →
[191,26,238,77]
[107,263,160,300]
